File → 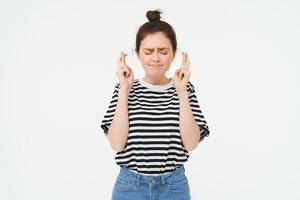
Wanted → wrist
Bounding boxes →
[176,87,188,97]
[120,84,131,94]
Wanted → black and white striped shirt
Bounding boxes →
[101,78,210,176]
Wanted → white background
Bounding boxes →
[1,0,299,199]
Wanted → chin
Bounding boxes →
[147,71,166,77]
[149,65,164,70]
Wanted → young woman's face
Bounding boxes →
[137,32,175,78]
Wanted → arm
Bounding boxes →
[177,88,201,152]
[107,85,130,152]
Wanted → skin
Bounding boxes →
[109,31,200,152]
[116,31,191,93]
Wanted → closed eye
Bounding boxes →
[144,50,168,55]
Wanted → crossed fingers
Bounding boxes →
[181,52,190,70]
[118,51,131,77]
[179,52,190,78]
[118,52,127,68]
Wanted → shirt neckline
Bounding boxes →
[138,78,174,91]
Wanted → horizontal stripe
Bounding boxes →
[100,79,210,175]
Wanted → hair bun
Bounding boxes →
[146,10,161,22]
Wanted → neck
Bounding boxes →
[143,76,171,85]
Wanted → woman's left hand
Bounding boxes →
[173,52,191,93]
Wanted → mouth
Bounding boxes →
[149,65,163,68]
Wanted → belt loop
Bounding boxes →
[136,174,140,186]
[161,175,165,185]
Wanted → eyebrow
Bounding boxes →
[143,48,169,51]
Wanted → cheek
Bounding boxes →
[140,56,151,64]
[161,55,173,64]
[142,58,150,64]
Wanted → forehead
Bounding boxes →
[140,32,172,49]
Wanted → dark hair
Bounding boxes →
[135,9,177,55]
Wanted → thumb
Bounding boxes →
[173,69,179,78]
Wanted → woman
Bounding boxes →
[101,9,210,200]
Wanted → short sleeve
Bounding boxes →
[100,82,121,135]
[187,81,210,142]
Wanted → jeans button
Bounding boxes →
[149,178,155,184]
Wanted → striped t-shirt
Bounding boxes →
[100,78,210,176]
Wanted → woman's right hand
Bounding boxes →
[116,51,134,89]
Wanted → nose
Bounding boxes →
[152,52,160,62]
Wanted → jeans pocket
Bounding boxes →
[166,175,190,193]
[114,176,135,192]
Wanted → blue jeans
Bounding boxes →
[111,165,191,200]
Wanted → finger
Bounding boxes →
[121,67,129,73]
[181,51,186,67]
[178,68,184,79]
[178,70,184,79]
[118,64,125,70]
[183,52,188,68]
[119,52,122,61]
[182,53,188,71]
[179,67,183,78]
[184,58,190,72]
[176,69,183,79]
[121,69,128,77]
[180,52,185,75]
[121,66,131,76]
[119,52,124,66]
[180,54,185,74]
[121,52,127,66]
[182,52,186,68]
[127,65,132,72]
[121,52,125,65]
[186,53,190,69]
[122,68,130,77]
[117,53,122,67]
[118,52,126,68]
[175,69,180,78]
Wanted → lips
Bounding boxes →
[149,65,163,67]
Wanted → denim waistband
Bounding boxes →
[117,165,185,186]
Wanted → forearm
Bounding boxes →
[107,86,130,152]
[177,88,201,152]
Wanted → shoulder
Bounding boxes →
[113,79,140,90]
[114,82,121,89]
